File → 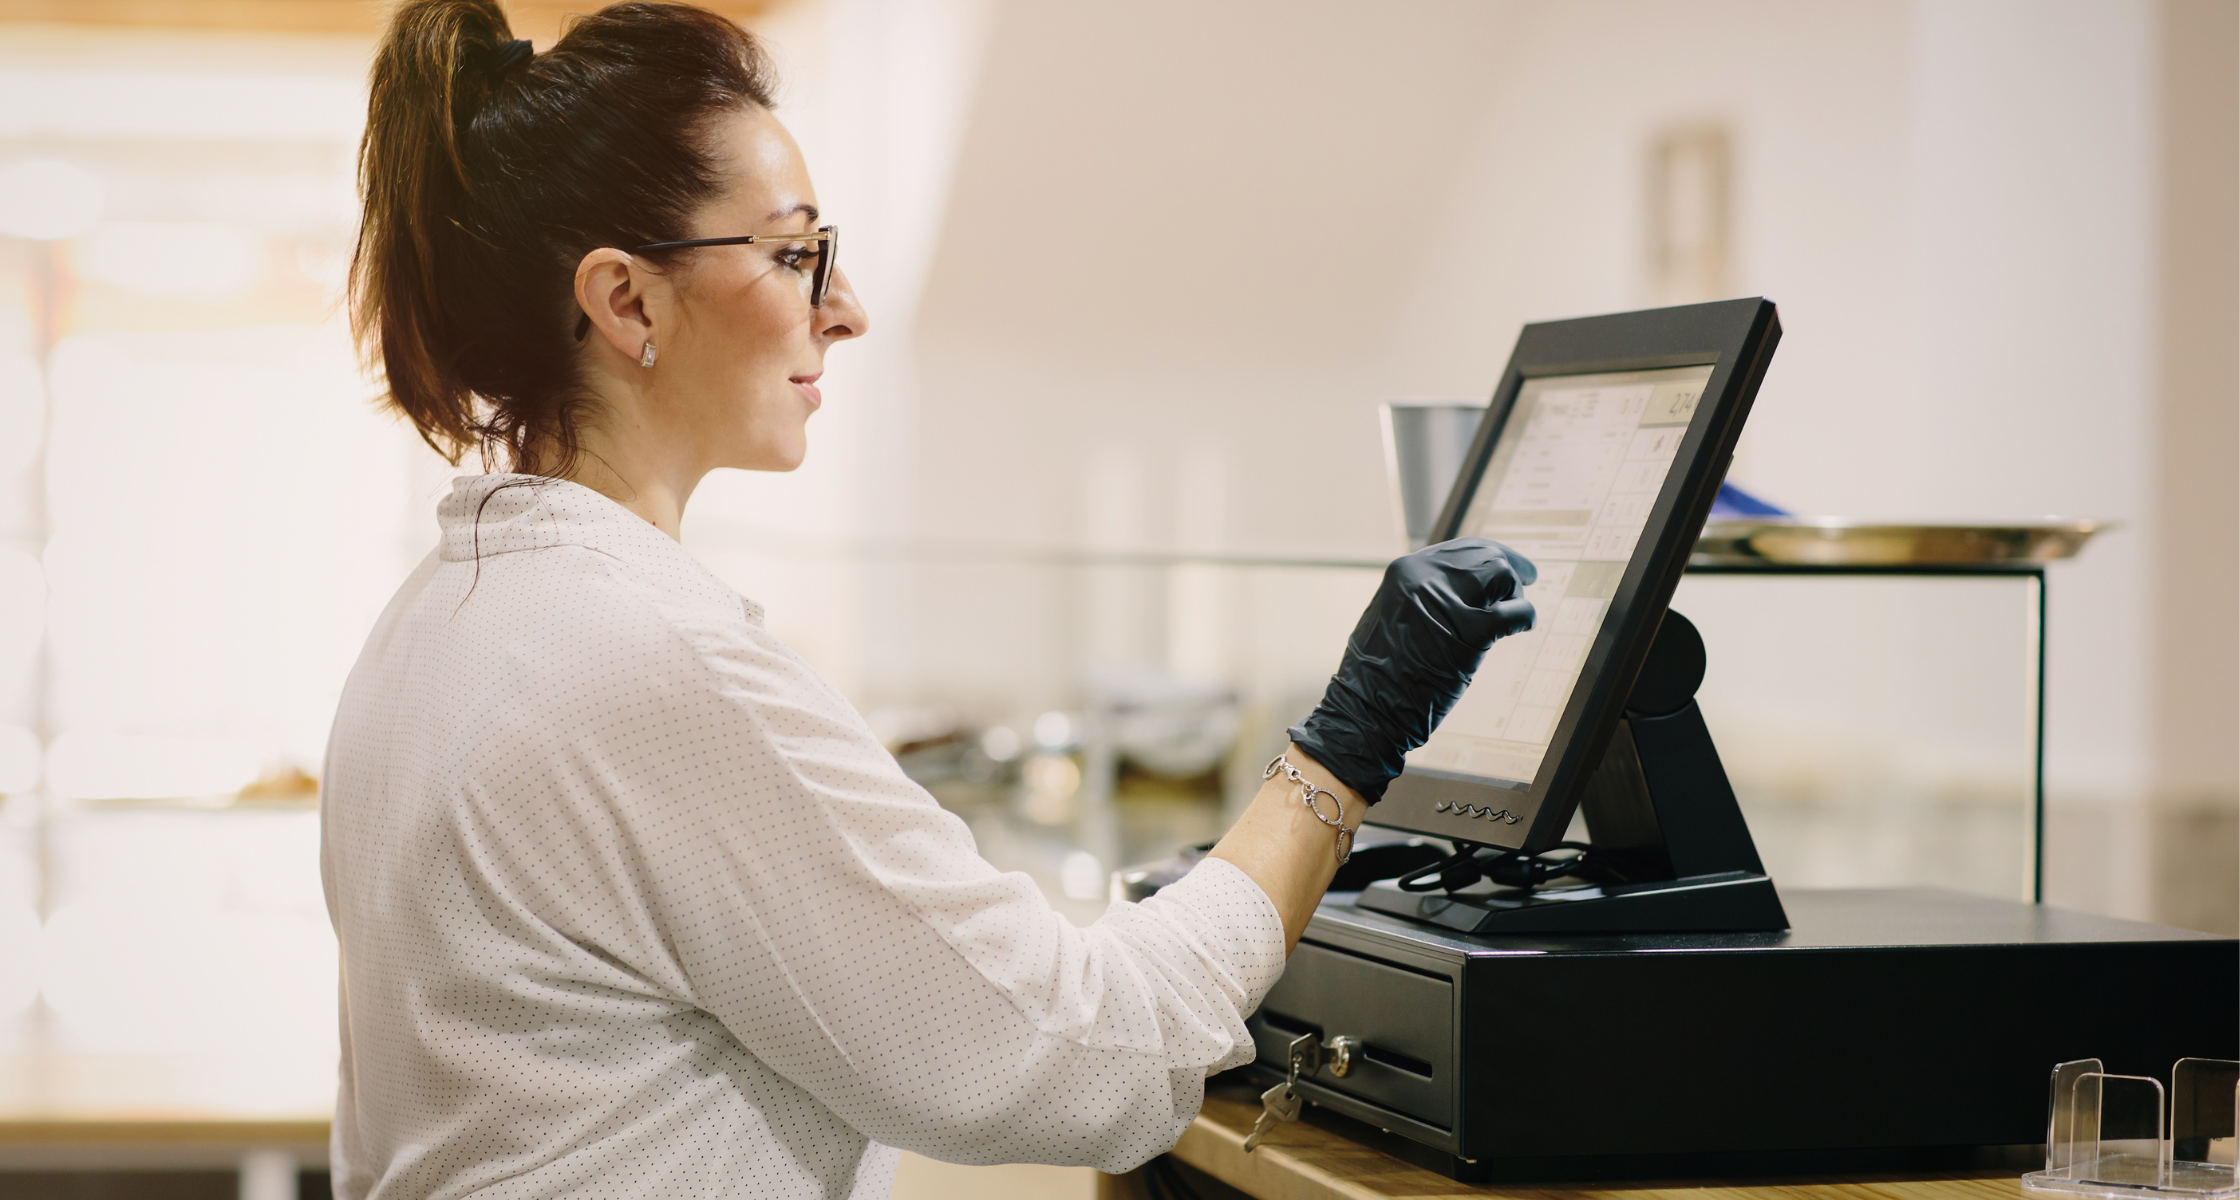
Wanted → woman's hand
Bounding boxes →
[1288,538,1538,803]
[1208,539,1535,952]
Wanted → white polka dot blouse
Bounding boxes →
[320,475,1288,1199]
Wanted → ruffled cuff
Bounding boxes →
[1136,856,1288,1017]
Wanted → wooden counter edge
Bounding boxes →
[0,1118,331,1146]
[1167,1090,2030,1200]
[1170,1095,1389,1200]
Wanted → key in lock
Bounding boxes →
[1243,1032,1365,1152]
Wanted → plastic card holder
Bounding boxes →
[2174,1059,2240,1168]
[2026,1059,2240,1199]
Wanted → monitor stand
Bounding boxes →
[1355,611,1790,935]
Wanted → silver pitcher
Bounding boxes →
[1378,400,1485,550]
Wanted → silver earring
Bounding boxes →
[640,340,658,368]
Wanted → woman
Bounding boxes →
[324,2,1536,1197]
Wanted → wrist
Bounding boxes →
[1263,752,1361,864]
[1283,717,1392,806]
[1279,745,1363,827]
[1209,745,1368,953]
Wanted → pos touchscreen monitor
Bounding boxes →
[1371,299,1780,860]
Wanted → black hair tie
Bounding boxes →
[488,39,534,77]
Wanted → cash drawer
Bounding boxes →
[1248,940,1455,1130]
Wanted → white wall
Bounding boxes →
[683,0,996,702]
[1904,1,2159,815]
[2146,0,2239,934]
[889,0,1516,716]
[823,0,2206,917]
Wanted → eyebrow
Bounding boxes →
[767,203,820,224]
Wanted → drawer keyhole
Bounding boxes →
[1325,1035,1362,1078]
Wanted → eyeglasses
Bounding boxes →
[631,224,839,307]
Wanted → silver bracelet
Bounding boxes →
[1264,754,1354,864]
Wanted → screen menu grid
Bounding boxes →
[1404,366,1711,789]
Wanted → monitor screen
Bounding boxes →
[1402,364,1715,790]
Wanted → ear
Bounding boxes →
[573,248,657,363]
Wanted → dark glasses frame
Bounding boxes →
[571,224,838,342]
[632,223,839,307]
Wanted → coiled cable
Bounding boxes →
[1392,839,1604,894]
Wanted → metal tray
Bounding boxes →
[1693,518,2107,567]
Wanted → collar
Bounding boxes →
[436,474,762,624]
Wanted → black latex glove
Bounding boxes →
[1287,538,1538,803]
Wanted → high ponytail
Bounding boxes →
[350,1,777,473]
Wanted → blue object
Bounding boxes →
[1710,481,1789,519]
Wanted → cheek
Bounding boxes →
[686,282,799,390]
[723,283,805,373]
[701,283,813,456]
[743,283,803,346]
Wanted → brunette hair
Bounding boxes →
[351,0,776,473]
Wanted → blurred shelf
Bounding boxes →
[0,1049,329,1122]
[1692,518,2106,568]
[0,1047,329,1170]
[688,517,2107,574]
[0,1116,326,1146]
[0,0,774,37]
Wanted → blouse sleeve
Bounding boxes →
[492,582,1289,1172]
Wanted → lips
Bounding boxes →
[791,373,823,407]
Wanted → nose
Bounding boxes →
[814,267,869,343]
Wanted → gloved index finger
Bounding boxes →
[1487,595,1536,634]
[1502,546,1538,588]
[1442,538,1535,592]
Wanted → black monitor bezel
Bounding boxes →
[1369,298,1782,853]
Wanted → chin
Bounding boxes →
[764,439,809,473]
[729,419,810,473]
